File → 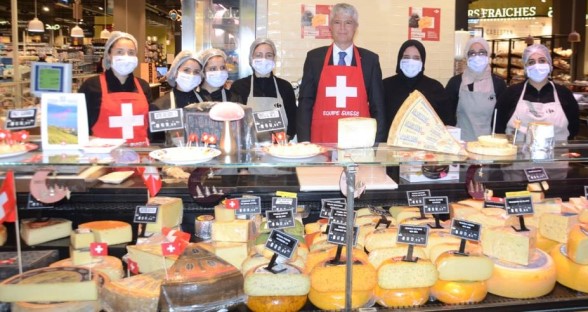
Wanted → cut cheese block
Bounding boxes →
[481,226,537,265]
[364,228,398,252]
[487,248,556,298]
[0,266,101,302]
[50,255,124,281]
[551,244,588,293]
[539,213,578,243]
[466,140,517,156]
[435,251,493,281]
[0,224,6,246]
[78,220,132,246]
[374,285,429,308]
[464,210,508,228]
[204,241,251,270]
[533,198,563,217]
[101,269,166,312]
[368,246,427,268]
[241,253,305,275]
[338,117,377,148]
[425,231,462,256]
[389,206,415,219]
[244,263,310,296]
[70,229,95,249]
[395,207,422,224]
[528,181,549,192]
[569,196,588,211]
[69,245,93,265]
[449,203,480,220]
[377,257,438,289]
[567,224,588,265]
[430,280,487,304]
[145,197,184,234]
[12,300,101,312]
[211,219,255,243]
[387,90,466,155]
[127,243,177,273]
[214,203,236,222]
[20,218,72,246]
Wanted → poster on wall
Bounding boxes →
[408,7,441,41]
[301,4,332,39]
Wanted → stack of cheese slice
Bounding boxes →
[69,228,96,265]
[375,257,437,308]
[101,269,166,312]
[20,218,72,246]
[144,197,184,234]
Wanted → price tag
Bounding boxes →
[25,193,53,209]
[253,109,285,133]
[524,167,549,182]
[148,108,184,132]
[505,196,534,215]
[329,208,356,226]
[406,189,431,206]
[396,225,429,246]
[450,219,482,241]
[235,196,262,215]
[484,198,506,208]
[271,197,297,211]
[5,108,37,129]
[133,205,160,223]
[265,230,298,259]
[266,209,295,229]
[320,198,346,219]
[422,196,449,215]
[327,223,359,246]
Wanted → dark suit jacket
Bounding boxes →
[297,45,386,142]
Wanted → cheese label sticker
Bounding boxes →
[265,230,298,259]
[397,224,429,246]
[266,209,295,229]
[328,208,356,226]
[524,167,549,182]
[407,189,431,206]
[148,108,184,132]
[505,196,534,215]
[327,223,359,246]
[320,198,346,219]
[235,196,262,215]
[271,197,297,211]
[451,219,482,241]
[422,196,449,214]
[253,109,285,133]
[133,205,160,223]
[5,108,37,130]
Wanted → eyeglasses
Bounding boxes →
[467,50,488,57]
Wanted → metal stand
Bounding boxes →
[344,164,357,311]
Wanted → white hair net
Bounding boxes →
[198,48,227,72]
[102,31,138,70]
[248,38,277,66]
[522,43,552,67]
[166,50,202,87]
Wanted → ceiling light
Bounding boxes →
[42,6,49,12]
[71,25,84,37]
[28,0,44,32]
[100,0,110,39]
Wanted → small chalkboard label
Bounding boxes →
[26,193,53,209]
[423,196,449,215]
[329,208,356,226]
[320,198,346,219]
[253,110,285,133]
[5,108,37,129]
[396,225,429,246]
[149,108,184,132]
[265,230,298,259]
[235,197,262,215]
[524,167,549,182]
[450,219,482,241]
[271,197,297,211]
[266,209,295,229]
[505,196,534,215]
[407,189,431,206]
[327,223,359,246]
[133,205,160,223]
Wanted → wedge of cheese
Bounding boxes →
[211,219,255,243]
[567,224,588,264]
[481,226,537,265]
[126,243,178,273]
[214,203,236,222]
[101,270,166,312]
[71,229,95,249]
[338,117,377,148]
[78,220,132,245]
[539,213,578,243]
[145,197,184,234]
[20,218,72,246]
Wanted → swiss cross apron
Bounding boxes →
[247,75,286,146]
[311,45,369,143]
[456,83,497,142]
[92,74,149,144]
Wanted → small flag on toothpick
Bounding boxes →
[89,242,108,257]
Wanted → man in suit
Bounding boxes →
[297,3,386,143]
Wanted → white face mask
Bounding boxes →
[399,59,422,78]
[467,55,489,73]
[111,55,138,76]
[205,70,229,88]
[526,63,551,83]
[175,72,202,92]
[252,59,275,76]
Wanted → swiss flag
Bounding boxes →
[136,167,162,197]
[128,258,139,274]
[161,241,182,256]
[225,198,240,210]
[0,171,16,223]
[89,242,108,256]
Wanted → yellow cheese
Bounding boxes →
[567,224,588,265]
[527,181,549,192]
[435,251,493,281]
[539,213,578,243]
[481,226,537,265]
[424,231,461,256]
[214,203,236,222]
[536,232,559,254]
[457,199,484,210]
[70,229,95,249]
[101,270,165,312]
[0,224,6,246]
[211,219,255,243]
[244,263,310,296]
[395,208,422,224]
[377,257,438,289]
[356,207,374,217]
[338,117,377,148]
[389,206,414,219]
[364,228,398,252]
[126,244,177,273]
[374,285,430,308]
[78,220,132,245]
[12,300,100,312]
[20,218,72,246]
[487,248,556,298]
[579,208,588,224]
[428,242,482,263]
[357,223,378,248]
[50,255,124,281]
[551,244,588,293]
[569,196,588,210]
[69,245,93,265]
[368,246,427,269]
[464,210,508,228]
[207,241,251,270]
[145,197,184,234]
[241,253,305,275]
[449,203,480,220]
[533,198,563,217]
[430,280,487,304]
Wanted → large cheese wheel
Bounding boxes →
[241,253,305,275]
[304,247,368,274]
[364,228,398,252]
[50,255,124,281]
[536,232,560,254]
[377,257,437,289]
[430,280,487,304]
[101,270,165,312]
[308,287,372,311]
[368,246,427,269]
[487,248,556,298]
[246,295,308,312]
[244,264,309,312]
[373,285,429,308]
[567,224,588,265]
[435,251,493,282]
[551,244,588,293]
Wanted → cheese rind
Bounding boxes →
[338,117,377,148]
[101,270,165,312]
[20,218,72,246]
[567,224,588,264]
[430,280,487,304]
[551,244,588,293]
[377,258,438,289]
[78,220,132,245]
[481,226,536,265]
[244,264,310,296]
[50,255,124,281]
[374,285,430,308]
[211,220,255,243]
[144,197,184,234]
[435,251,493,281]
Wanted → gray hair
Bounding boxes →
[248,38,277,66]
[102,31,138,70]
[329,3,358,25]
[166,50,202,87]
[522,43,552,67]
[198,48,227,72]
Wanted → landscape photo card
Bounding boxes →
[41,93,89,150]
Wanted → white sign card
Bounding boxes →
[41,93,89,150]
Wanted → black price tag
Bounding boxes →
[271,197,297,211]
[133,205,159,223]
[423,196,449,215]
[329,208,356,226]
[266,209,295,229]
[253,110,285,133]
[396,225,429,246]
[5,108,37,129]
[265,230,298,259]
[406,189,431,206]
[26,193,53,209]
[524,167,549,182]
[505,196,534,215]
[450,219,481,241]
[327,223,359,246]
[235,197,262,215]
[148,109,184,132]
[320,198,346,219]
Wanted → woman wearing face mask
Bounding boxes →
[79,31,157,145]
[154,50,204,110]
[445,37,507,141]
[197,48,242,103]
[230,38,297,140]
[383,40,450,136]
[495,44,579,141]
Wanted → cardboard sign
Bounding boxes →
[450,219,482,242]
[320,198,346,219]
[505,196,534,215]
[524,167,549,182]
[406,189,431,206]
[265,230,298,259]
[327,223,359,246]
[5,108,37,130]
[253,110,285,133]
[271,197,297,211]
[266,209,295,229]
[422,196,449,215]
[133,205,159,223]
[148,108,184,132]
[397,225,429,246]
[235,197,262,215]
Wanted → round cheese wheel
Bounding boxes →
[373,285,429,308]
[536,232,560,254]
[466,141,517,156]
[477,135,509,147]
[430,280,487,304]
[364,228,398,252]
[304,247,368,274]
[551,244,588,293]
[244,263,309,297]
[246,295,307,312]
[567,224,588,265]
[487,248,556,298]
[50,256,124,281]
[308,287,373,311]
[12,300,101,312]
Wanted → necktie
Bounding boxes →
[338,51,347,66]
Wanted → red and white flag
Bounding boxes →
[137,167,162,197]
[89,242,108,257]
[225,198,240,210]
[161,241,181,256]
[127,258,139,274]
[0,171,16,223]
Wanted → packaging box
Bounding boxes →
[0,250,59,281]
[400,164,460,183]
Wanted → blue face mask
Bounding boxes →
[399,59,422,78]
[205,70,229,88]
[526,64,551,83]
[467,56,489,73]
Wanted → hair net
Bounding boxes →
[329,3,358,24]
[522,43,552,66]
[102,31,138,70]
[166,50,202,87]
[248,38,277,66]
[198,48,227,72]
[464,37,490,57]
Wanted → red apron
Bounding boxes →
[92,74,149,144]
[311,45,369,143]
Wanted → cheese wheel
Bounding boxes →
[78,220,132,245]
[377,257,437,289]
[308,287,373,311]
[539,213,578,243]
[0,223,6,246]
[551,244,588,293]
[12,300,100,312]
[50,255,124,281]
[244,264,310,296]
[305,246,367,274]
[487,248,556,298]
[430,280,487,304]
[310,260,376,292]
[20,218,72,246]
[241,253,305,276]
[101,270,165,312]
[466,141,517,156]
[536,232,559,254]
[435,251,493,281]
[477,134,509,147]
[368,246,427,268]
[364,228,398,252]
[246,295,308,312]
[373,285,429,308]
[568,224,588,265]
[428,242,482,263]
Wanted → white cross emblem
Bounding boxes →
[0,192,7,220]
[129,262,136,271]
[166,244,176,253]
[228,200,236,208]
[326,76,357,108]
[94,244,104,254]
[109,103,144,139]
